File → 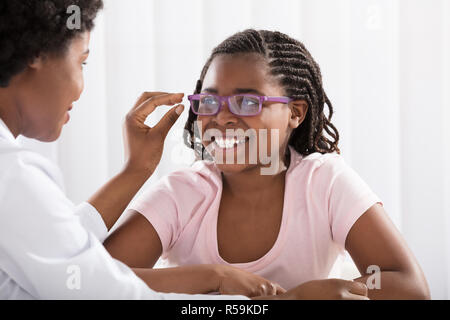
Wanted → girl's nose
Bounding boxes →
[213,100,238,126]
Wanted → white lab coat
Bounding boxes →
[0,118,245,300]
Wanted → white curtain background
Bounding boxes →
[18,0,450,299]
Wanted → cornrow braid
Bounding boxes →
[183,29,340,160]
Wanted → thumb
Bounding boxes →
[154,104,184,137]
[348,280,369,297]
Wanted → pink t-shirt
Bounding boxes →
[129,145,382,290]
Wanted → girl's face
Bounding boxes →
[17,32,90,142]
[198,53,306,175]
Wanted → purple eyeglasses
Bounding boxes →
[188,94,292,116]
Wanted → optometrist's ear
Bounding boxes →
[288,100,308,129]
[28,55,46,70]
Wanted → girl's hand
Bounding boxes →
[275,278,369,300]
[122,92,185,175]
[214,265,286,297]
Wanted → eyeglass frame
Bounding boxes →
[187,93,293,117]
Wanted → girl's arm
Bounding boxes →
[254,203,429,301]
[103,210,163,268]
[104,211,285,296]
[345,203,430,299]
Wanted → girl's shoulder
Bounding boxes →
[156,160,221,194]
[287,145,348,179]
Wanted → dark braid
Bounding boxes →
[183,29,340,160]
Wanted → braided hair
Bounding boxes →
[183,29,340,161]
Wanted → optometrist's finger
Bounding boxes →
[258,283,270,296]
[133,93,184,123]
[132,92,169,110]
[153,104,184,138]
[270,283,280,295]
[267,283,276,295]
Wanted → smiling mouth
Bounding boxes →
[211,136,250,149]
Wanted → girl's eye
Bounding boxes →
[243,98,257,105]
[201,96,218,105]
[82,62,88,67]
[241,97,258,108]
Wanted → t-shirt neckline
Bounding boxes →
[206,145,301,272]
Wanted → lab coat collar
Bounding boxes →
[0,117,19,145]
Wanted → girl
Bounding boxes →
[104,29,429,299]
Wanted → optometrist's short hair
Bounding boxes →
[0,0,103,88]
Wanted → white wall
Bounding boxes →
[397,0,449,300]
[444,0,450,300]
[19,0,450,299]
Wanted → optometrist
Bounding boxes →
[0,0,247,300]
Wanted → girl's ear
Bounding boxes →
[288,100,308,129]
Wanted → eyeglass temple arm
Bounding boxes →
[263,97,293,103]
[188,95,292,103]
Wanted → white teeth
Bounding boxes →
[214,137,246,149]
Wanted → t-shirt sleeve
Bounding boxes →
[128,171,209,255]
[128,184,179,254]
[311,156,383,249]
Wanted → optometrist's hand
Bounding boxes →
[214,265,286,297]
[123,92,184,175]
[255,278,369,300]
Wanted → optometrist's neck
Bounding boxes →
[220,153,290,200]
[0,88,22,139]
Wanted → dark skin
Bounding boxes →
[217,170,286,263]
[0,33,91,141]
[200,54,299,263]
[104,53,430,299]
